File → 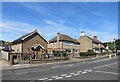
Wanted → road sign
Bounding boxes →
[114,45,116,48]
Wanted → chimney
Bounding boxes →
[93,36,97,40]
[81,31,85,36]
[89,34,91,38]
[57,32,60,50]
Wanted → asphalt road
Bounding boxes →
[2,56,119,81]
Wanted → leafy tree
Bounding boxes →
[115,39,120,50]
[5,41,12,47]
[103,42,115,50]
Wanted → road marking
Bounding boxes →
[65,75,72,78]
[51,76,59,78]
[61,74,68,76]
[77,71,82,73]
[81,71,87,74]
[83,62,86,63]
[68,64,74,66]
[17,72,29,74]
[70,72,75,75]
[73,73,79,76]
[38,78,48,80]
[55,77,63,79]
[52,66,61,68]
[88,70,92,72]
[94,71,118,75]
[48,79,53,81]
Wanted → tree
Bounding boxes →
[5,41,12,47]
[103,42,115,50]
[115,39,120,50]
[103,42,108,48]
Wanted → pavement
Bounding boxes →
[1,54,112,70]
[1,54,119,81]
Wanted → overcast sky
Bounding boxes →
[1,2,118,42]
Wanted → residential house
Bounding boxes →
[0,40,10,61]
[48,32,80,57]
[12,30,48,59]
[77,31,105,53]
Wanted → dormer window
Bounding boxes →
[64,41,72,45]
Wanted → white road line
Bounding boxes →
[55,77,63,79]
[77,71,82,73]
[97,67,101,68]
[65,75,72,78]
[81,71,87,74]
[88,70,92,72]
[61,74,68,76]
[73,73,79,76]
[68,64,74,66]
[94,71,118,75]
[48,79,53,81]
[83,62,86,63]
[38,78,48,80]
[52,66,61,68]
[51,76,59,78]
[70,72,75,75]
[17,72,29,74]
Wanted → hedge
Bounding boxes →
[80,50,97,57]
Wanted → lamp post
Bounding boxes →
[113,38,116,57]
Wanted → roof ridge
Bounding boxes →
[22,30,37,37]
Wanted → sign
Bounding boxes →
[114,45,116,48]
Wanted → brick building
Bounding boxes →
[12,30,48,59]
[48,33,80,57]
[77,31,105,53]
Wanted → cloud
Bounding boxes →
[44,20,57,25]
[90,11,103,16]
[103,34,118,42]
[1,18,118,43]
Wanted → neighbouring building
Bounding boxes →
[77,31,105,53]
[48,32,80,57]
[12,30,48,59]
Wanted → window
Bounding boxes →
[74,43,79,46]
[74,50,78,53]
[64,41,72,45]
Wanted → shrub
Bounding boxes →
[80,50,97,57]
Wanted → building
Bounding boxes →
[48,32,80,57]
[12,30,48,59]
[77,31,105,53]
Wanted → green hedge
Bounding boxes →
[80,50,97,57]
[53,50,68,57]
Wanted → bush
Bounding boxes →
[80,50,97,57]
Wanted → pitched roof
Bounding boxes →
[84,35,99,44]
[12,30,48,44]
[85,35,103,44]
[49,34,79,43]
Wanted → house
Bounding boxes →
[48,32,80,57]
[77,31,105,53]
[0,40,11,61]
[12,30,48,59]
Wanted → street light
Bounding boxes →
[113,38,116,57]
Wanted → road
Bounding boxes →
[2,56,119,81]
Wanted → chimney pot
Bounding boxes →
[93,36,97,40]
[89,34,91,37]
[81,31,85,36]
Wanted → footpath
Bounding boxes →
[0,54,117,70]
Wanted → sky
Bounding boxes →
[1,2,118,42]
